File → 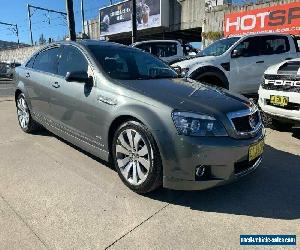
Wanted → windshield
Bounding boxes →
[87,45,178,80]
[198,37,240,57]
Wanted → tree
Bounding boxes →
[38,34,46,45]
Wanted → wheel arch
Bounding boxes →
[15,89,23,103]
[189,65,229,89]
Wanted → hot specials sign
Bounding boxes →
[224,2,300,36]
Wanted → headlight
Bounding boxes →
[172,111,228,137]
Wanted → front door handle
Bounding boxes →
[52,82,60,88]
[256,61,264,64]
[25,72,30,78]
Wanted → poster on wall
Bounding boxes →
[100,0,161,36]
[224,2,300,36]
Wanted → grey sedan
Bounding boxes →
[15,40,264,193]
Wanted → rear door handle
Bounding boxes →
[25,72,30,78]
[285,58,293,60]
[256,61,264,64]
[52,82,60,88]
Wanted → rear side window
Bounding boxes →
[135,43,151,53]
[57,46,88,77]
[33,47,61,74]
[260,36,290,55]
[151,43,178,57]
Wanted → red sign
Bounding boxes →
[224,2,300,36]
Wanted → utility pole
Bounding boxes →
[81,0,85,34]
[27,4,33,45]
[0,21,20,47]
[131,0,137,43]
[27,4,67,45]
[66,0,76,41]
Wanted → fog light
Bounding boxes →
[196,165,206,177]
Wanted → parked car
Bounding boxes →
[259,58,300,130]
[172,33,300,95]
[15,40,264,193]
[132,40,197,64]
[0,61,21,79]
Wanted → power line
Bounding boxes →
[27,4,67,45]
[0,21,19,46]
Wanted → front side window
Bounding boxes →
[234,37,260,57]
[260,36,290,55]
[58,46,89,77]
[26,55,36,68]
[33,47,61,74]
[87,45,177,80]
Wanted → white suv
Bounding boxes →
[132,40,197,64]
[172,33,300,95]
[258,58,300,129]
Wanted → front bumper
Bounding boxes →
[258,87,300,123]
[156,129,265,191]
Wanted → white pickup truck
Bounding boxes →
[172,33,300,95]
[258,58,300,130]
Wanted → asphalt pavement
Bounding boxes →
[0,89,299,249]
[0,79,15,97]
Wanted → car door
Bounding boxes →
[48,45,102,147]
[25,46,61,119]
[229,36,266,94]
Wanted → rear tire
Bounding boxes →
[16,93,40,133]
[112,120,163,194]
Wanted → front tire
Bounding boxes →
[271,118,294,131]
[16,93,40,133]
[261,111,294,131]
[112,121,162,194]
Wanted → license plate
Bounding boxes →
[249,140,264,162]
[270,95,289,107]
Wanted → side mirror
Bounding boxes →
[65,71,93,85]
[172,66,182,77]
[231,49,242,58]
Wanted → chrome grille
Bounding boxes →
[262,74,300,93]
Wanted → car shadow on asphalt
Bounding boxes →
[32,128,115,170]
[32,129,299,220]
[147,145,300,220]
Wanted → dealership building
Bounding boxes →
[84,0,300,45]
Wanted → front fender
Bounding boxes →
[104,102,175,169]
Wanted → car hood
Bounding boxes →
[119,78,250,118]
[171,56,216,69]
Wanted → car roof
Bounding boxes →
[227,32,290,39]
[132,40,181,46]
[48,39,128,49]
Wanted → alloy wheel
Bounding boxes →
[17,96,30,129]
[115,129,152,186]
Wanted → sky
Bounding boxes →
[0,0,247,45]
